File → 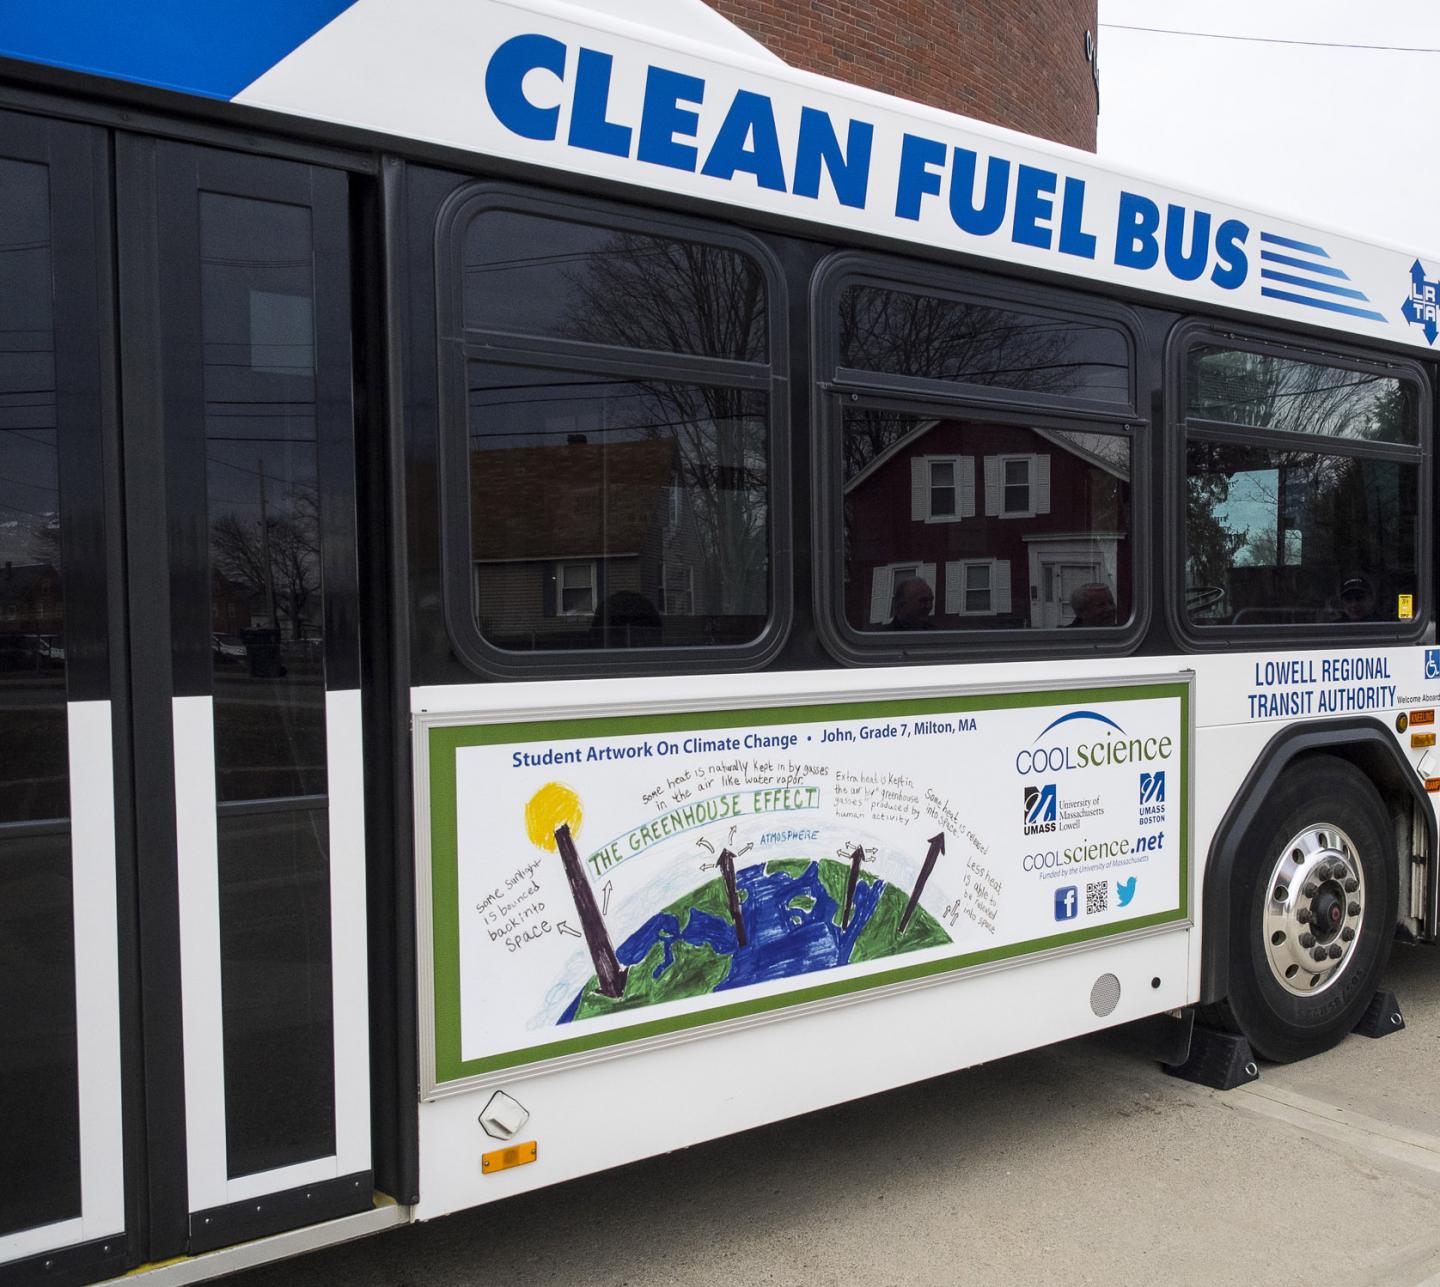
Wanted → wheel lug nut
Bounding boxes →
[1303,882,1319,897]
[1315,864,1331,880]
[1344,878,1358,893]
[1328,944,1343,960]
[1299,932,1315,947]
[1312,947,1329,962]
[1348,901,1361,916]
[1296,907,1312,923]
[1341,927,1355,941]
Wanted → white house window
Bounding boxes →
[556,560,597,617]
[930,460,955,517]
[910,455,975,523]
[661,562,693,615]
[945,558,1012,616]
[984,453,1050,519]
[1003,458,1029,512]
[965,562,991,612]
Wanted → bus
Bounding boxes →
[2,2,1435,1282]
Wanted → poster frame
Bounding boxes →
[414,672,1194,1100]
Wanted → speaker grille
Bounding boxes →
[1090,973,1122,1017]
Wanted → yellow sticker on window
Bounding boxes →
[1399,594,1414,619]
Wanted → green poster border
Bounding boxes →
[426,681,1190,1085]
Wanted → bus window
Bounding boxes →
[817,258,1139,646]
[1181,342,1423,629]
[444,193,783,662]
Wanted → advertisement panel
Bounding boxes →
[418,679,1190,1090]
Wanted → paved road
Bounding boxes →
[236,943,1440,1287]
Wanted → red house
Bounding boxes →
[844,418,1131,630]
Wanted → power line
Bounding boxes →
[1099,23,1440,54]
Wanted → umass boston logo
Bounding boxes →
[1139,770,1166,829]
[1403,260,1440,344]
[1023,783,1058,835]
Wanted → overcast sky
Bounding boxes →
[1097,0,1440,256]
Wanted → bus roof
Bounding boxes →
[5,0,1438,353]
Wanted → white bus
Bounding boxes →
[1,2,1435,1282]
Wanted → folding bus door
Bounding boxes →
[0,108,128,1287]
[116,137,372,1253]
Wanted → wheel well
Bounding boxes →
[1199,717,1434,1005]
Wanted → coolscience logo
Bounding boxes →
[1023,783,1057,835]
[1016,709,1174,776]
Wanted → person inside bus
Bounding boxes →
[1335,574,1379,623]
[888,576,936,630]
[1067,581,1118,627]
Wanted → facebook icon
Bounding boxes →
[1054,885,1078,921]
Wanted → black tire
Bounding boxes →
[1212,756,1397,1063]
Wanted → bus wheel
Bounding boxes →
[1217,757,1396,1063]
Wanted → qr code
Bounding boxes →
[1086,881,1108,915]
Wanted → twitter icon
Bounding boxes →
[1116,876,1137,908]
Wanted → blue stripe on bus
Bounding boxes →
[1259,231,1331,258]
[0,0,357,101]
[1259,250,1351,280]
[1259,269,1372,301]
[1259,287,1387,322]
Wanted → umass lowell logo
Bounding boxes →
[1403,260,1440,344]
[1023,783,1057,835]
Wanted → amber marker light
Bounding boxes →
[482,1141,538,1174]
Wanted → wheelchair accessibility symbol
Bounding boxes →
[1426,649,1440,680]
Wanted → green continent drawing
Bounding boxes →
[561,857,949,1024]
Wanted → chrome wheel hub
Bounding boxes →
[1262,824,1364,997]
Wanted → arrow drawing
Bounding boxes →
[602,880,613,915]
[841,844,865,930]
[556,920,583,938]
[899,832,946,934]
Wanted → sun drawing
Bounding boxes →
[524,782,583,850]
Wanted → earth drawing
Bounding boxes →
[558,857,950,1024]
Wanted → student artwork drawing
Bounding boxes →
[433,685,1187,1079]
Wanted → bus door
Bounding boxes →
[0,109,127,1285]
[0,118,372,1283]
[115,137,372,1255]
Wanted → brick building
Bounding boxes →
[709,0,1100,151]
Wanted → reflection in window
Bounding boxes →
[199,190,335,1179]
[468,364,768,650]
[0,154,80,1238]
[1186,346,1416,444]
[201,192,327,802]
[844,411,1131,631]
[1184,443,1417,625]
[462,211,767,362]
[839,285,1131,404]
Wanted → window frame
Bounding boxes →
[812,251,1149,664]
[950,559,998,616]
[433,183,791,678]
[1164,319,1432,650]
